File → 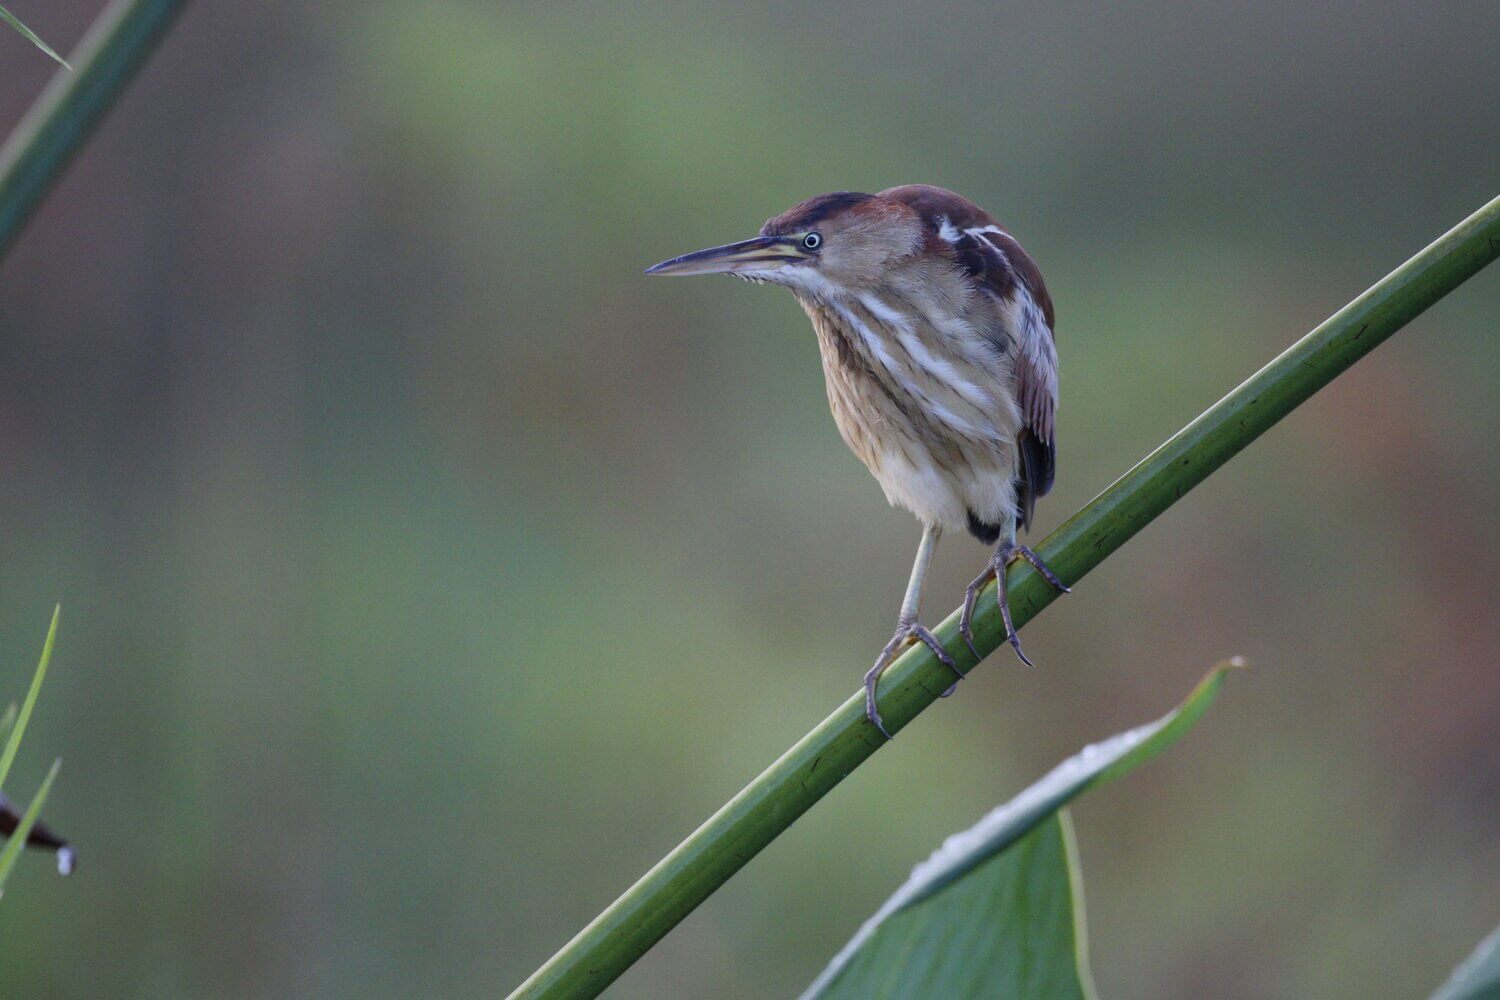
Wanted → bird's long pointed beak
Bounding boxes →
[645,235,807,276]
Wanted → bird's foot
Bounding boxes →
[864,618,959,739]
[958,542,1071,666]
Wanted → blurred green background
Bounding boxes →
[0,2,1496,996]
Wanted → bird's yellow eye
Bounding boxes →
[802,232,822,250]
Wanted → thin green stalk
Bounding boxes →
[0,758,61,896]
[0,5,72,69]
[511,194,1500,1000]
[0,606,58,793]
[0,0,188,260]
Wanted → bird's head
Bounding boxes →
[645,191,927,295]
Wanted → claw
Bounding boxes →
[992,544,1033,667]
[864,620,962,738]
[1012,544,1072,593]
[959,564,994,660]
[959,542,1069,667]
[863,679,893,739]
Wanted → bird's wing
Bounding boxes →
[950,225,1058,529]
[878,185,1058,529]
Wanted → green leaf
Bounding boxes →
[0,5,71,69]
[811,812,1095,1000]
[802,661,1237,1000]
[0,605,59,793]
[1431,926,1500,1000]
[0,757,60,897]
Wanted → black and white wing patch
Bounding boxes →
[948,223,1058,530]
[876,185,1059,531]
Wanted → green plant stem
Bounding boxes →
[0,758,61,895]
[511,194,1500,1000]
[0,0,188,260]
[0,605,58,792]
[0,5,73,69]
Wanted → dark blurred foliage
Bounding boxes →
[0,2,1496,997]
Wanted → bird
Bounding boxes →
[646,185,1069,737]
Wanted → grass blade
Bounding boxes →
[0,703,18,749]
[0,787,74,874]
[0,605,58,793]
[0,5,71,69]
[0,757,61,896]
[0,0,190,260]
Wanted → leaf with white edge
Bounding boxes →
[1431,926,1500,1000]
[803,661,1238,1000]
[812,811,1095,1000]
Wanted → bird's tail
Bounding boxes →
[1014,429,1055,532]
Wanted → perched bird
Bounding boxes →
[647,185,1069,736]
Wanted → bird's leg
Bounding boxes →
[863,523,959,739]
[958,516,1071,666]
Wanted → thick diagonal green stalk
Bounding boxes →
[512,195,1500,999]
[0,0,188,260]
